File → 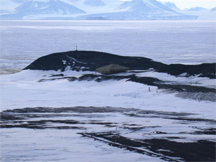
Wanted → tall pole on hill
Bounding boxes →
[76,45,77,51]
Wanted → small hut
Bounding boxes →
[96,64,130,74]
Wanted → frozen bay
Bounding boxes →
[0,20,216,74]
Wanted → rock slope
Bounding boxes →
[24,50,215,79]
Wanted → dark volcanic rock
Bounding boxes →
[24,50,216,78]
[159,63,216,79]
[81,132,216,162]
[24,50,166,71]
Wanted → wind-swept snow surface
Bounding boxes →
[0,70,215,161]
[0,69,215,112]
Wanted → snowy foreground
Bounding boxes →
[0,70,215,162]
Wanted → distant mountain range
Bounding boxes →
[185,7,207,11]
[162,2,216,20]
[15,0,85,15]
[0,0,215,20]
[79,0,196,20]
[1,0,85,19]
[115,0,174,12]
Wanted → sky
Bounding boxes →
[158,0,216,9]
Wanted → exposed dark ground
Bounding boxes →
[24,50,216,79]
[38,73,216,102]
[79,132,215,162]
[22,50,216,102]
[1,107,215,162]
[38,74,216,93]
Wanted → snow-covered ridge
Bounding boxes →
[15,0,85,15]
[0,0,199,20]
[116,0,173,12]
[185,7,207,11]
[163,2,180,11]
[83,0,105,7]
[76,0,197,20]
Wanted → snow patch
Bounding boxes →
[66,55,87,64]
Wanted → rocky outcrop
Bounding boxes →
[24,50,166,72]
[158,63,216,79]
[24,50,216,79]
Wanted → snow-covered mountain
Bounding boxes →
[0,0,198,20]
[83,0,105,7]
[185,7,207,11]
[66,0,106,7]
[163,2,180,11]
[11,0,27,2]
[0,0,20,12]
[0,0,86,19]
[18,0,85,14]
[68,0,121,14]
[79,0,197,20]
[0,10,10,14]
[115,0,175,12]
[211,7,216,12]
[175,6,216,20]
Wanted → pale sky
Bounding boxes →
[158,0,216,9]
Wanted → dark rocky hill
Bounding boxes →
[24,50,215,79]
[158,63,216,78]
[24,50,166,71]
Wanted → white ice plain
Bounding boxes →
[0,69,216,161]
